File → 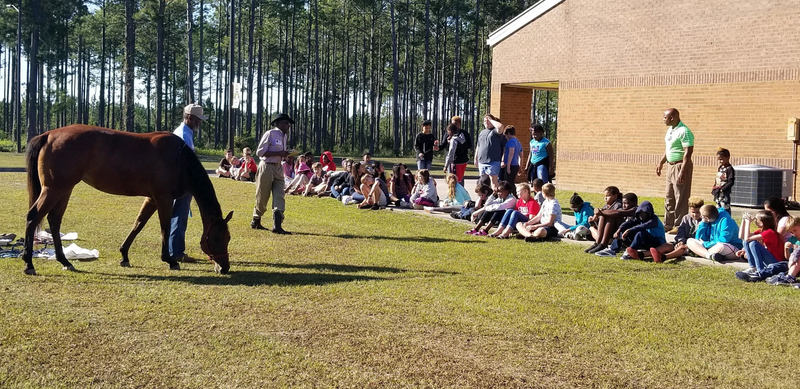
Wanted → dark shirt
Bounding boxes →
[415,132,436,161]
[476,128,506,164]
[219,157,231,171]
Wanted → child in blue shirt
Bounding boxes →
[557,193,593,241]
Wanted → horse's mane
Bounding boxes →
[181,147,223,223]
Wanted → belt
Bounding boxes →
[667,160,683,165]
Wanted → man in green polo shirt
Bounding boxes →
[656,108,694,233]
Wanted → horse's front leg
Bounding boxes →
[155,197,180,271]
[119,198,158,267]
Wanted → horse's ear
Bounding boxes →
[224,210,234,223]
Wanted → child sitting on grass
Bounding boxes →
[611,201,667,260]
[329,160,354,200]
[734,210,786,282]
[451,184,492,220]
[650,197,704,263]
[557,193,593,241]
[216,149,236,178]
[466,181,517,236]
[766,216,800,286]
[357,174,388,210]
[389,163,415,207]
[490,183,539,239]
[410,169,438,209]
[428,174,472,213]
[235,147,258,181]
[585,186,624,253]
[299,163,325,196]
[686,205,742,262]
[516,183,562,242]
[285,153,313,192]
[712,147,735,213]
[594,193,640,257]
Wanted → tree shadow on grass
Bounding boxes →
[229,261,460,276]
[291,231,483,244]
[92,270,389,287]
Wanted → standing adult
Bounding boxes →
[474,114,506,189]
[415,120,436,171]
[501,126,522,183]
[524,124,554,184]
[169,103,207,263]
[657,108,694,233]
[252,113,294,234]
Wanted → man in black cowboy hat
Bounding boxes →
[252,113,294,234]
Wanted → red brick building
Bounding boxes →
[488,0,800,198]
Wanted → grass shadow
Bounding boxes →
[92,270,389,286]
[292,231,483,244]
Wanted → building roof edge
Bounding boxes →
[486,0,565,47]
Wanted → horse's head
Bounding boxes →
[202,210,233,274]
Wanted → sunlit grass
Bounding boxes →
[0,154,797,387]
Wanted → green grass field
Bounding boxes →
[1,154,798,387]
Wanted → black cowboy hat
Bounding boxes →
[270,113,295,126]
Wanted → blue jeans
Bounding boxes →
[744,240,779,273]
[417,159,432,170]
[351,193,365,203]
[169,195,191,260]
[528,162,550,183]
[630,231,663,250]
[499,209,529,229]
[330,186,343,199]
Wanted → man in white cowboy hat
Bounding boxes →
[169,103,208,263]
[252,113,294,234]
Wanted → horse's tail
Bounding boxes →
[26,132,48,208]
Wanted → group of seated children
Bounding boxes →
[215,147,798,288]
[216,148,257,181]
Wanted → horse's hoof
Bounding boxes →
[168,263,180,271]
[214,262,222,273]
[120,261,131,268]
[23,268,37,276]
[62,265,76,272]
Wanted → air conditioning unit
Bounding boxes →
[730,164,792,207]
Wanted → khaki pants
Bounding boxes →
[664,162,692,230]
[253,162,285,218]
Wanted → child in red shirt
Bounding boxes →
[735,210,785,282]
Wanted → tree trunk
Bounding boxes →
[27,0,42,140]
[186,0,195,103]
[423,0,430,119]
[124,0,136,132]
[228,0,236,150]
[156,0,165,131]
[245,0,256,136]
[390,0,400,155]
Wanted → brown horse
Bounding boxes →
[22,125,232,275]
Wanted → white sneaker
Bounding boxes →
[341,195,353,205]
[595,248,617,257]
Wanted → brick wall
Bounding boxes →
[490,0,800,199]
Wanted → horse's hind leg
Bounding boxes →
[47,192,76,271]
[119,198,157,267]
[21,187,62,275]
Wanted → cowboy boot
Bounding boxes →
[272,210,291,235]
[251,216,268,230]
